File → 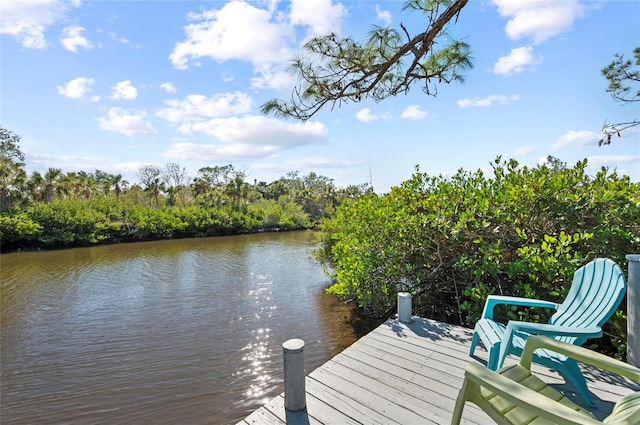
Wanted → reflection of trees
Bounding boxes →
[315,288,386,355]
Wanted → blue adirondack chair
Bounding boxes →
[469,258,627,406]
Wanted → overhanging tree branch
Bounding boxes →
[600,46,640,143]
[599,120,640,146]
[261,0,471,121]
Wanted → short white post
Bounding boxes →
[626,255,640,367]
[283,338,306,412]
[398,292,412,323]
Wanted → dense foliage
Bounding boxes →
[0,198,313,250]
[0,127,372,251]
[316,157,640,359]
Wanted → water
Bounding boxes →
[0,231,369,424]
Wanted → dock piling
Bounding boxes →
[626,254,640,367]
[282,338,306,412]
[398,292,412,323]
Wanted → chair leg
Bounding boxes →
[469,331,479,356]
[560,358,595,407]
[487,343,501,371]
[451,377,470,425]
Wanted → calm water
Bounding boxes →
[1,231,367,424]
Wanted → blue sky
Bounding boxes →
[2,0,639,193]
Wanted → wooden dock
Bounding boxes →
[237,316,639,424]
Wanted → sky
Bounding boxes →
[1,0,639,193]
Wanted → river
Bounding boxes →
[0,231,373,424]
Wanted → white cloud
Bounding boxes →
[56,77,95,99]
[177,115,327,143]
[492,0,586,44]
[29,152,104,163]
[156,92,253,123]
[285,157,365,169]
[221,72,234,83]
[401,105,430,120]
[250,66,294,89]
[587,155,640,168]
[552,130,599,150]
[0,0,72,49]
[110,80,138,100]
[356,108,390,122]
[60,25,94,52]
[160,82,177,93]
[290,0,348,36]
[169,1,294,70]
[513,145,535,156]
[98,107,157,136]
[253,158,365,176]
[107,31,142,48]
[493,46,542,76]
[457,94,520,108]
[163,142,277,161]
[108,31,129,44]
[376,5,392,26]
[356,108,375,122]
[162,116,328,161]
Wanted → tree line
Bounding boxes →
[0,127,372,251]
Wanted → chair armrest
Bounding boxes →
[462,363,599,424]
[481,295,559,320]
[496,322,602,370]
[506,321,602,338]
[521,336,640,383]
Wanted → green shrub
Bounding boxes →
[317,157,640,359]
[1,197,316,250]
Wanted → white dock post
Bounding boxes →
[626,255,640,367]
[398,292,412,323]
[283,338,306,412]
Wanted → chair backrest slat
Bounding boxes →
[550,258,626,345]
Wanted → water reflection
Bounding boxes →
[241,271,275,400]
[0,232,375,425]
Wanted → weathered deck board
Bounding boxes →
[237,317,639,424]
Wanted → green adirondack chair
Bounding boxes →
[469,258,627,406]
[452,335,640,425]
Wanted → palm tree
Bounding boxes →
[42,168,63,203]
[93,170,112,197]
[144,177,164,208]
[26,171,44,203]
[165,185,178,207]
[112,174,127,202]
[225,173,249,212]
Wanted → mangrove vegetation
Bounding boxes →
[0,127,372,251]
[315,157,640,360]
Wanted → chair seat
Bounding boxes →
[453,336,640,425]
[475,318,566,369]
[476,318,568,354]
[476,318,533,350]
[481,364,596,424]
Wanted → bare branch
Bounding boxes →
[599,120,640,146]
